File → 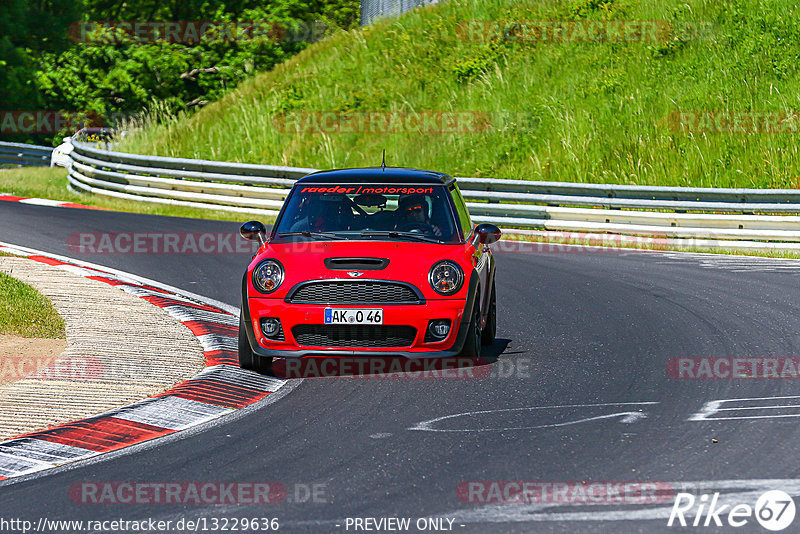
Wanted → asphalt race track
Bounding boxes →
[3,201,800,533]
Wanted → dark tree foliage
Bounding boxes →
[1,0,359,143]
[1,0,80,110]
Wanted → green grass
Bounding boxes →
[0,269,65,338]
[0,167,273,223]
[118,0,800,189]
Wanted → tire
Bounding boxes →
[459,294,482,359]
[239,311,273,374]
[481,279,497,346]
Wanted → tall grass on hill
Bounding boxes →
[119,0,800,189]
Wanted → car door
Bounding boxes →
[449,183,493,324]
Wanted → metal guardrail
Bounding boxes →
[66,140,800,247]
[456,177,800,204]
[67,142,313,216]
[0,142,53,167]
[360,0,440,26]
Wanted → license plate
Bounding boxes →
[324,308,383,325]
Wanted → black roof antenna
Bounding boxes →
[381,149,386,171]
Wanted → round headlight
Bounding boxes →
[429,260,464,295]
[252,259,284,294]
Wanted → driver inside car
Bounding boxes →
[395,194,442,237]
[290,194,344,233]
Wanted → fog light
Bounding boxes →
[260,318,282,338]
[427,319,451,341]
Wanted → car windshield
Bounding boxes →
[274,184,460,243]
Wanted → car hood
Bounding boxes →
[247,239,474,300]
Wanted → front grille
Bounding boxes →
[292,325,417,348]
[287,281,421,304]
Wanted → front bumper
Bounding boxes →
[241,274,478,359]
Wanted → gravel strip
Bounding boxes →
[0,256,206,439]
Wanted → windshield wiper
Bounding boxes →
[276,231,340,240]
[360,231,440,243]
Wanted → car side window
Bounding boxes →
[449,184,473,238]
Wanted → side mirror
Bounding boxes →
[240,221,267,245]
[474,223,501,246]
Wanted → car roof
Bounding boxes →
[296,167,454,185]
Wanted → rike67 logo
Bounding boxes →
[668,490,795,531]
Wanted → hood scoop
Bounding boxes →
[324,257,390,270]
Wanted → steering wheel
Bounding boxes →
[346,195,368,216]
[396,222,434,234]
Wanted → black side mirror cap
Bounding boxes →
[475,223,501,246]
[240,221,267,245]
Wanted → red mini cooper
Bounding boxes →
[238,167,501,374]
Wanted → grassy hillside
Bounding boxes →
[119,0,800,189]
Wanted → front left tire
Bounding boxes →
[459,294,483,359]
[481,279,497,346]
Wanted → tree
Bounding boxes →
[1,0,359,144]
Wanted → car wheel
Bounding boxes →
[239,311,273,374]
[481,279,497,346]
[459,294,482,359]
